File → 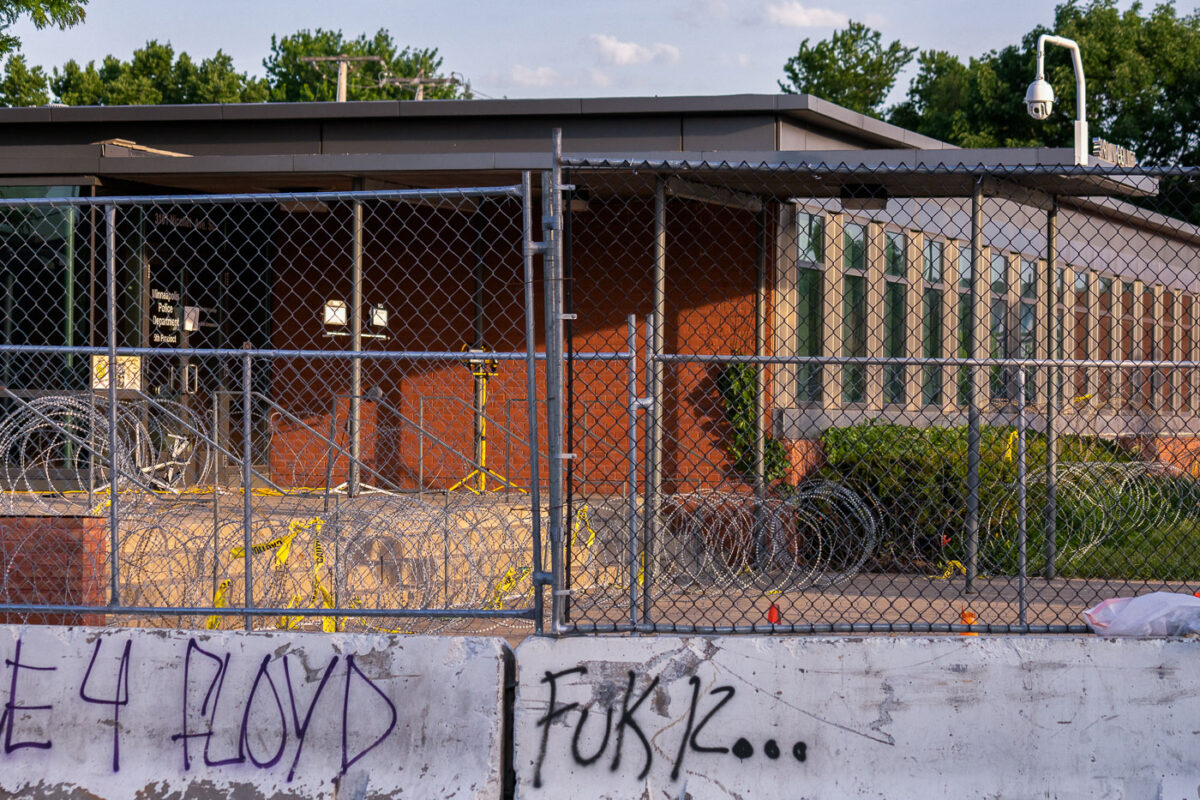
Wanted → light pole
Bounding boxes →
[1025,34,1088,166]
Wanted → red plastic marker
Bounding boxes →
[767,603,780,624]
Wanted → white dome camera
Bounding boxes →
[1025,79,1055,120]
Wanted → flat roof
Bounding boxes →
[0,93,951,152]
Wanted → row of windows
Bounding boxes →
[789,209,1200,413]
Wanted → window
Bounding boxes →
[922,288,943,406]
[883,230,906,405]
[921,240,945,406]
[796,211,824,403]
[1019,259,1037,403]
[923,239,944,284]
[990,253,1011,399]
[884,231,905,277]
[1120,281,1137,408]
[957,244,972,404]
[1142,286,1156,409]
[1098,277,1113,403]
[842,223,867,403]
[843,273,867,403]
[1073,272,1090,401]
[884,281,905,404]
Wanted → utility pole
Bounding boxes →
[300,55,383,102]
[378,69,460,100]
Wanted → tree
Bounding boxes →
[0,53,48,105]
[263,28,468,102]
[889,1,1200,164]
[779,21,915,118]
[52,40,268,105]
[0,0,86,59]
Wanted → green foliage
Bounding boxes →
[888,0,1200,165]
[0,0,85,58]
[0,54,47,105]
[0,25,464,107]
[778,20,916,118]
[717,361,790,484]
[52,41,268,105]
[818,423,1136,572]
[263,28,468,102]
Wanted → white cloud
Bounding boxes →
[507,65,561,87]
[759,1,848,28]
[589,34,681,66]
[587,68,613,88]
[673,0,730,26]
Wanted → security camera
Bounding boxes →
[1025,79,1054,120]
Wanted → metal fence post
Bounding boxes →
[104,204,120,607]
[522,171,546,634]
[626,315,639,627]
[542,132,567,632]
[242,342,253,630]
[1017,366,1028,626]
[1045,199,1059,580]
[349,195,363,497]
[965,178,984,593]
[645,177,666,624]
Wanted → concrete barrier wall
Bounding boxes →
[514,636,1200,799]
[0,626,508,799]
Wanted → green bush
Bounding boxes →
[717,361,790,484]
[817,423,1137,573]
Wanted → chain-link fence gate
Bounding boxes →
[557,156,1200,635]
[0,176,558,634]
[4,136,1200,637]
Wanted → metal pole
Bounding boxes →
[349,194,363,497]
[212,391,220,606]
[626,315,639,627]
[1045,200,1059,580]
[1017,367,1028,626]
[563,174,576,619]
[641,317,654,627]
[754,205,768,566]
[241,343,253,630]
[471,206,487,493]
[521,171,545,634]
[104,205,120,607]
[542,131,567,632]
[645,177,666,623]
[965,179,983,593]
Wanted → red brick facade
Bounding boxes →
[0,516,106,626]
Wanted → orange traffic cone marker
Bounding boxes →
[960,605,979,636]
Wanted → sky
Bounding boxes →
[9,0,1200,104]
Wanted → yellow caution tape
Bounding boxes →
[207,579,231,629]
[930,560,967,580]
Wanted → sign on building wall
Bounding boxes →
[91,355,141,390]
[149,287,181,346]
[0,626,507,800]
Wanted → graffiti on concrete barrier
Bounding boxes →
[532,666,809,787]
[0,635,398,782]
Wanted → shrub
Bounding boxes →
[717,361,790,484]
[818,422,1135,573]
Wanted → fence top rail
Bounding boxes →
[0,184,524,208]
[561,157,1195,177]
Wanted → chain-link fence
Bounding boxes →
[0,180,551,634]
[3,142,1200,636]
[559,157,1200,634]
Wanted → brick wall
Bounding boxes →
[0,516,106,625]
